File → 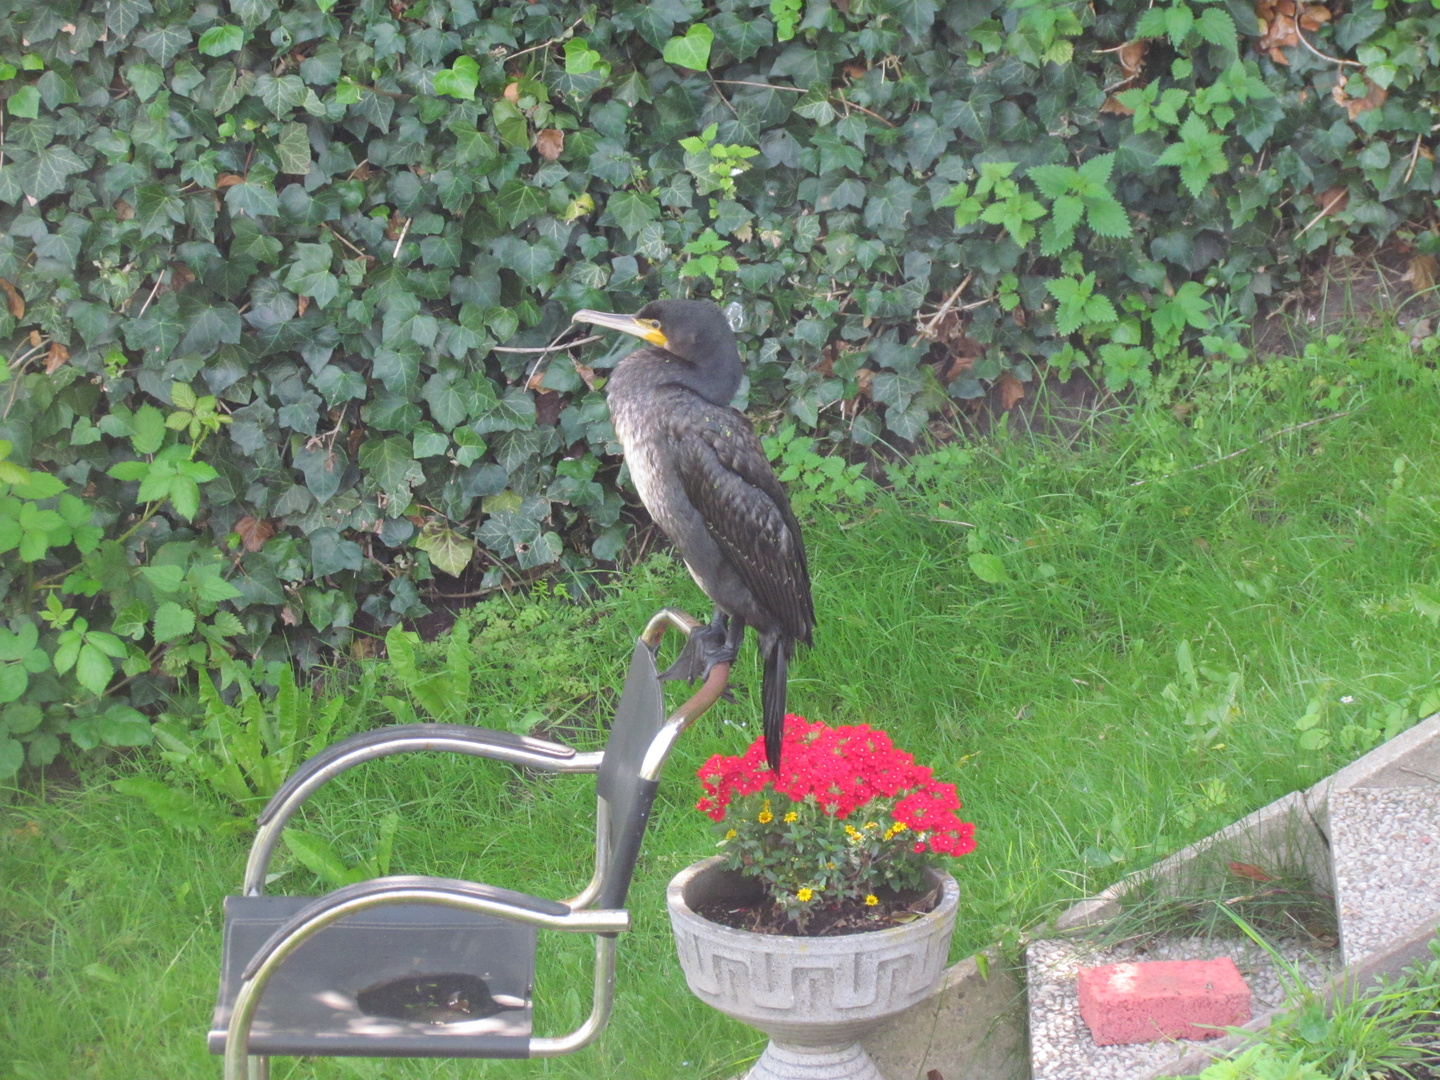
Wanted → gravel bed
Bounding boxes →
[1027,934,1338,1080]
[1331,787,1440,965]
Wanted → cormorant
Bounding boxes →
[572,300,814,771]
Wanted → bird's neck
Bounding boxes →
[614,347,740,408]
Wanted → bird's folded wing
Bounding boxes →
[670,400,814,643]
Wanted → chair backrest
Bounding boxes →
[593,639,666,909]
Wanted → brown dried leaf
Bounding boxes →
[235,515,276,553]
[0,278,23,320]
[997,371,1025,410]
[1118,40,1147,79]
[280,605,300,626]
[1228,861,1274,882]
[1331,75,1386,120]
[113,197,135,221]
[1100,95,1135,116]
[1402,254,1439,293]
[352,636,378,660]
[44,341,69,374]
[297,294,310,317]
[1299,3,1330,31]
[503,81,520,104]
[855,367,875,399]
[841,59,868,80]
[216,173,245,189]
[1314,184,1349,216]
[536,128,564,161]
[28,330,42,347]
[572,360,597,390]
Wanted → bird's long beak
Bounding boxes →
[572,309,668,348]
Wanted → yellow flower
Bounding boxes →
[845,824,863,841]
[890,821,908,833]
[784,811,798,823]
[865,894,879,906]
[724,828,737,840]
[864,821,879,830]
[758,810,773,824]
[826,862,835,869]
[797,887,814,902]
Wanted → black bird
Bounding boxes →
[573,300,814,771]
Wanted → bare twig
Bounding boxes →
[1295,188,1349,239]
[834,91,894,128]
[1290,12,1362,67]
[137,271,167,318]
[391,217,410,259]
[707,72,740,118]
[504,15,587,64]
[323,222,367,259]
[712,80,805,93]
[1404,134,1424,186]
[1127,411,1354,487]
[494,334,600,354]
[918,271,976,338]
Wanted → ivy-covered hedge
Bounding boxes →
[0,0,1437,776]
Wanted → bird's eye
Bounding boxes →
[639,318,662,331]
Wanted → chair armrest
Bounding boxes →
[243,725,602,895]
[259,723,595,826]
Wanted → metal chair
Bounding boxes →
[209,610,728,1079]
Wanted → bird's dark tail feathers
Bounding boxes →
[760,635,789,773]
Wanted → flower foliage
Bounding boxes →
[697,715,974,927]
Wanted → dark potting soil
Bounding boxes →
[693,884,941,937]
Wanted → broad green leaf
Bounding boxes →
[75,642,115,696]
[179,304,242,356]
[358,436,425,506]
[7,85,40,119]
[152,601,196,643]
[274,122,310,174]
[969,553,1010,584]
[131,404,167,454]
[135,24,191,66]
[198,25,244,56]
[414,522,475,577]
[662,24,714,70]
[433,56,479,100]
[13,145,86,202]
[605,190,660,239]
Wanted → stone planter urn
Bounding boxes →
[667,856,960,1080]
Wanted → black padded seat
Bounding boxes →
[210,894,536,1058]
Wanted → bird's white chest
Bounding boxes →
[613,405,678,517]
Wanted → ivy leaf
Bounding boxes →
[225,178,279,218]
[7,85,40,119]
[274,122,310,174]
[359,436,426,508]
[107,0,154,40]
[179,303,242,357]
[309,527,364,577]
[433,56,479,100]
[491,179,547,228]
[414,521,475,577]
[662,24,714,70]
[135,24,191,66]
[13,145,86,203]
[255,74,306,117]
[711,13,773,62]
[198,25,244,57]
[605,190,660,238]
[879,0,938,42]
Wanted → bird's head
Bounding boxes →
[572,299,741,405]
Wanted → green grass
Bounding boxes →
[4,327,1440,1079]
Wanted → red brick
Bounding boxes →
[1076,958,1251,1046]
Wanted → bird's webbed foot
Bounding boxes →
[660,612,742,699]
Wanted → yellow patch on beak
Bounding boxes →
[572,309,669,350]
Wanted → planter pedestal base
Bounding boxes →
[746,1040,885,1080]
[668,858,960,1080]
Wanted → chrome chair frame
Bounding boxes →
[214,609,729,1080]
